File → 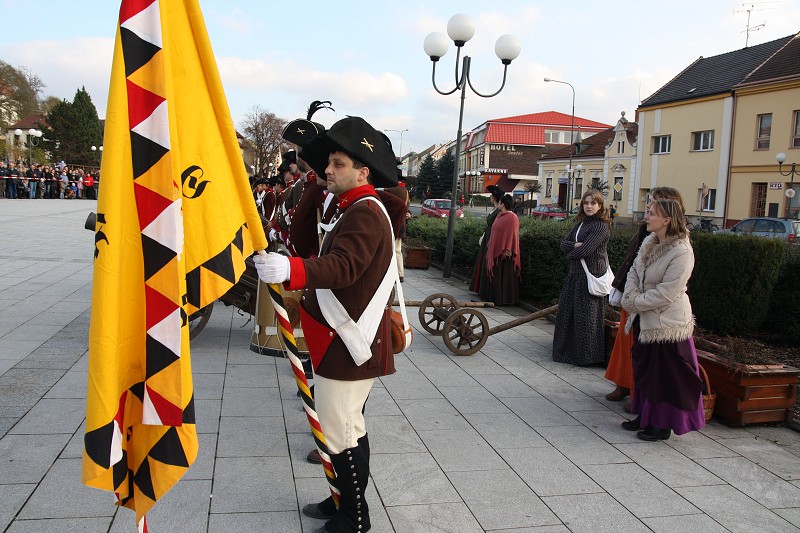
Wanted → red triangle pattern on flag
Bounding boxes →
[126,80,166,131]
[133,183,173,231]
[144,285,179,331]
[145,384,183,426]
[119,0,156,26]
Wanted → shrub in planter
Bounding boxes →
[765,244,800,343]
[688,233,785,334]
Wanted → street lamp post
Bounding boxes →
[777,152,798,218]
[424,13,521,278]
[15,128,43,165]
[384,129,408,159]
[91,145,103,170]
[543,78,576,212]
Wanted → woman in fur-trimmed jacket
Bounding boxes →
[620,199,705,441]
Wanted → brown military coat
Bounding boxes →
[287,192,396,381]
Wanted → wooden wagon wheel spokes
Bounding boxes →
[442,308,489,356]
[418,292,460,335]
[188,304,214,340]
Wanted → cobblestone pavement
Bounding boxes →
[2,199,800,532]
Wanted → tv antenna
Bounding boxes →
[734,2,776,46]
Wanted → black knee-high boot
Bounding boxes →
[303,435,371,533]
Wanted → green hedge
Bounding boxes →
[688,233,785,334]
[407,215,798,342]
[765,244,800,342]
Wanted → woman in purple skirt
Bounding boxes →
[620,199,705,441]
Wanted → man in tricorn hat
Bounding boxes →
[254,116,398,533]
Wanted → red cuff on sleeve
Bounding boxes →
[285,256,307,290]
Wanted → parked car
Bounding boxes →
[530,204,567,221]
[420,198,464,218]
[726,217,799,244]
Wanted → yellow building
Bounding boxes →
[729,35,800,221]
[635,33,798,227]
[538,112,638,220]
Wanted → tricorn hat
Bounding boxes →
[282,101,335,179]
[301,116,398,187]
[281,150,297,165]
[254,177,268,186]
[277,160,292,174]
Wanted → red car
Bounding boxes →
[530,204,567,221]
[420,198,464,218]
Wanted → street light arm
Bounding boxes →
[777,162,797,178]
[466,64,509,98]
[430,59,462,96]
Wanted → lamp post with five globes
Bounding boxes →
[423,13,521,277]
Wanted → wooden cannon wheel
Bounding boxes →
[442,308,490,356]
[188,305,213,340]
[418,292,460,335]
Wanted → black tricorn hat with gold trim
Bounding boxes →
[302,116,398,187]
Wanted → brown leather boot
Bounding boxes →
[605,386,630,401]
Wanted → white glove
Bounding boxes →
[268,228,279,243]
[253,253,291,283]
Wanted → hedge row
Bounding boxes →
[407,215,795,342]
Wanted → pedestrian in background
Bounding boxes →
[552,189,611,366]
[470,185,503,298]
[621,198,704,441]
[483,193,520,305]
[605,187,684,406]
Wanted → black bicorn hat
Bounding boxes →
[277,160,292,174]
[281,150,297,165]
[282,101,335,179]
[301,116,398,187]
[253,177,269,186]
[486,185,504,202]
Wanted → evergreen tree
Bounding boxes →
[434,151,455,198]
[45,87,102,165]
[416,154,436,199]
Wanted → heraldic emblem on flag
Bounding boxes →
[82,0,267,526]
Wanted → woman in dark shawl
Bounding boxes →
[482,194,520,305]
[470,185,504,296]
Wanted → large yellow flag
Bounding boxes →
[83,0,267,524]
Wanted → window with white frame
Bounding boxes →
[613,177,623,201]
[793,110,800,148]
[544,130,574,144]
[756,113,772,150]
[545,177,553,197]
[692,130,714,151]
[653,135,671,154]
[698,187,717,211]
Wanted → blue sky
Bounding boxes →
[1,0,798,154]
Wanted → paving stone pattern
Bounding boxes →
[1,199,799,532]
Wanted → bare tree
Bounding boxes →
[240,106,290,177]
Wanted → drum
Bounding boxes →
[250,280,309,357]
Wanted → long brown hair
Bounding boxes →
[576,189,610,224]
[650,186,685,213]
[650,199,688,238]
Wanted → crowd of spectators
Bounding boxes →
[0,161,97,200]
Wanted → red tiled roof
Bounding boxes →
[490,111,611,129]
[9,113,47,129]
[485,124,544,145]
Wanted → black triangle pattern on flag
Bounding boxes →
[232,225,244,253]
[185,266,202,309]
[113,450,129,489]
[145,334,180,380]
[182,395,196,424]
[130,131,169,180]
[149,427,190,467]
[84,421,115,469]
[202,243,236,284]
[141,234,176,280]
[129,381,145,403]
[134,457,157,501]
[120,27,161,78]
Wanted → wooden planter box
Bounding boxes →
[697,349,800,427]
[403,245,432,270]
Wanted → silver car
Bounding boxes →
[727,217,799,244]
